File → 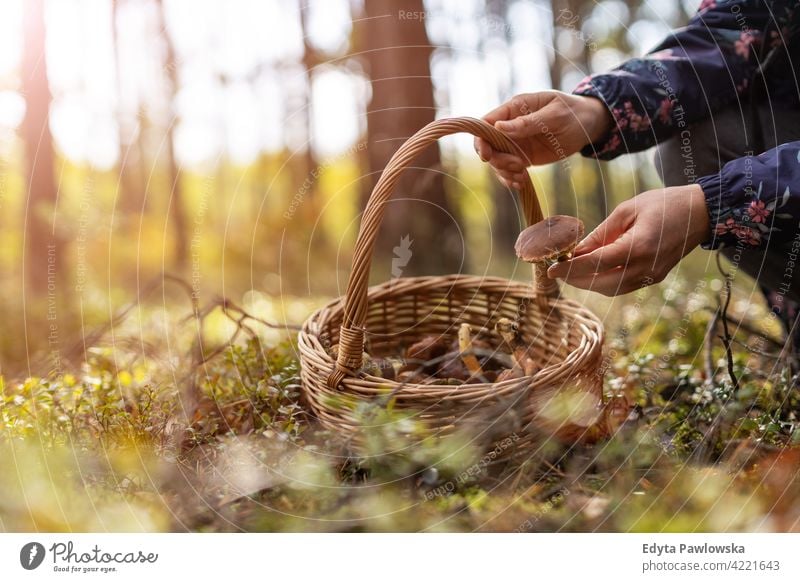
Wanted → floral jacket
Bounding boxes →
[573,0,800,251]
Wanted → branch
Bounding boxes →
[704,307,719,383]
[700,306,784,350]
[716,251,740,391]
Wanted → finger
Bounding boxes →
[486,152,527,171]
[548,234,634,279]
[574,204,633,256]
[494,169,528,188]
[560,266,647,297]
[494,103,559,139]
[494,173,514,190]
[474,137,492,162]
[483,101,515,125]
[485,93,553,125]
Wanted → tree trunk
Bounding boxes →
[112,0,146,215]
[298,3,320,204]
[155,0,188,269]
[22,0,61,296]
[573,0,608,229]
[548,0,578,218]
[486,0,525,251]
[357,0,464,276]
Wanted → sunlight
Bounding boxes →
[0,0,22,78]
[311,67,364,158]
[0,0,565,168]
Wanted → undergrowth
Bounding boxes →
[1,276,799,532]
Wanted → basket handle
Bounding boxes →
[328,117,555,388]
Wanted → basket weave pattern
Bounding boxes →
[298,117,605,450]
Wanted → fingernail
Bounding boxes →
[547,265,559,279]
[511,182,521,190]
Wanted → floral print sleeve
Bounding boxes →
[572,0,799,160]
[698,142,800,250]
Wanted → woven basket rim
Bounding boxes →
[299,274,604,392]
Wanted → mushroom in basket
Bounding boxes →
[494,317,536,381]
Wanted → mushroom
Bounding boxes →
[494,317,537,376]
[457,323,484,378]
[515,215,584,298]
[515,215,585,265]
[359,357,382,377]
[404,335,449,374]
[602,394,631,436]
[437,352,471,382]
[363,357,405,380]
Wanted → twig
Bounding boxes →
[704,307,719,383]
[701,306,784,350]
[716,251,740,391]
[694,406,726,465]
[183,297,303,331]
[542,459,565,477]
[730,337,783,359]
[57,272,198,371]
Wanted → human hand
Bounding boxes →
[474,91,612,189]
[547,185,710,296]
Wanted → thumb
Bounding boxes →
[574,204,632,255]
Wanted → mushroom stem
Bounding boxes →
[534,262,558,299]
[495,318,537,376]
[495,317,518,348]
[458,323,483,376]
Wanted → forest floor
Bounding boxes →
[2,268,800,533]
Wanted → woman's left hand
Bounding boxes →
[547,185,710,296]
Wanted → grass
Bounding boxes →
[1,270,799,533]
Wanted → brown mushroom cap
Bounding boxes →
[514,215,585,262]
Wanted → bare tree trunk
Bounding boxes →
[548,0,578,218]
[298,3,320,203]
[22,0,61,296]
[573,0,608,228]
[155,0,188,269]
[356,0,464,276]
[485,0,525,251]
[112,0,146,215]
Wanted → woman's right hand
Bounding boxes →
[474,91,613,189]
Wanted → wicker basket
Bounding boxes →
[298,117,606,453]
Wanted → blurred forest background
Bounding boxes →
[2,0,700,377]
[7,0,800,535]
